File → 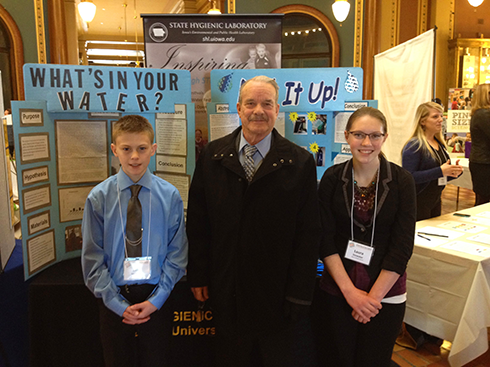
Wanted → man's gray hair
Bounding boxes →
[238,76,279,104]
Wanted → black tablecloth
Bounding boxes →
[29,257,215,367]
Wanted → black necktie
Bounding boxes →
[126,185,142,258]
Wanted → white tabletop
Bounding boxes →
[405,203,490,366]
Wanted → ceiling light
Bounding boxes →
[78,0,97,23]
[332,0,350,23]
[468,0,484,7]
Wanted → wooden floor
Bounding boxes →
[392,184,490,367]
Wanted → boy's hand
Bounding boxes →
[122,301,158,325]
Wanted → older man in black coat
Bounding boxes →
[186,75,321,367]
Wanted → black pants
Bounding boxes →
[416,181,443,221]
[97,284,169,367]
[213,312,317,367]
[312,289,405,367]
[470,161,490,205]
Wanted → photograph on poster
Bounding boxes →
[22,165,49,186]
[312,114,327,135]
[315,147,326,167]
[156,154,187,174]
[22,183,51,215]
[58,185,94,223]
[155,172,190,209]
[27,210,51,236]
[293,115,307,135]
[209,113,240,141]
[65,224,82,252]
[55,120,108,184]
[19,133,50,164]
[155,117,188,156]
[19,109,44,127]
[27,229,56,275]
[195,128,208,161]
[448,88,474,110]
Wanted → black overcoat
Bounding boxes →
[186,127,321,334]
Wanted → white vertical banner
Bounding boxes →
[374,29,435,164]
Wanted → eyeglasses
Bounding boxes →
[348,131,385,141]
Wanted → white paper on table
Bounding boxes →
[440,241,490,258]
[438,221,487,233]
[457,215,490,226]
[466,233,490,245]
[476,211,490,219]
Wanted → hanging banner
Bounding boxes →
[374,29,435,165]
[142,14,283,142]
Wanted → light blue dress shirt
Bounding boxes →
[238,130,272,170]
[81,168,188,316]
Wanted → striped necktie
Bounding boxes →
[243,144,258,182]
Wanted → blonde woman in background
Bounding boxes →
[469,84,490,205]
[402,102,463,221]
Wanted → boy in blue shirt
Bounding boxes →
[82,115,188,367]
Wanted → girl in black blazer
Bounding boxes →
[314,107,416,367]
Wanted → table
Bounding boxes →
[29,257,215,367]
[405,203,490,367]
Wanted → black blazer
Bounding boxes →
[318,155,416,280]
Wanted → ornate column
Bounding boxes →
[362,0,378,100]
[47,0,69,64]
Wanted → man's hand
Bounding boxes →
[122,301,158,325]
[191,286,209,302]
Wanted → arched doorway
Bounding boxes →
[272,5,340,68]
[0,5,25,104]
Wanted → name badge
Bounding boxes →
[345,240,374,266]
[438,176,447,186]
[124,256,152,281]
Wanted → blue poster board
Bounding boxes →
[208,68,376,178]
[14,64,193,279]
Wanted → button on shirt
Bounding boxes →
[238,131,272,171]
[81,168,188,316]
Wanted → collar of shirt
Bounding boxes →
[238,130,272,167]
[116,168,152,192]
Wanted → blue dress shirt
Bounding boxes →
[81,168,188,316]
[238,131,272,170]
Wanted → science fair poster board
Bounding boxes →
[13,64,193,279]
[143,14,282,142]
[208,68,376,178]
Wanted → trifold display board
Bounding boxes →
[13,64,193,279]
[207,68,376,179]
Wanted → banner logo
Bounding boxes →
[149,23,169,42]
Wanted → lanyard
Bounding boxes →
[350,166,379,247]
[117,182,151,258]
